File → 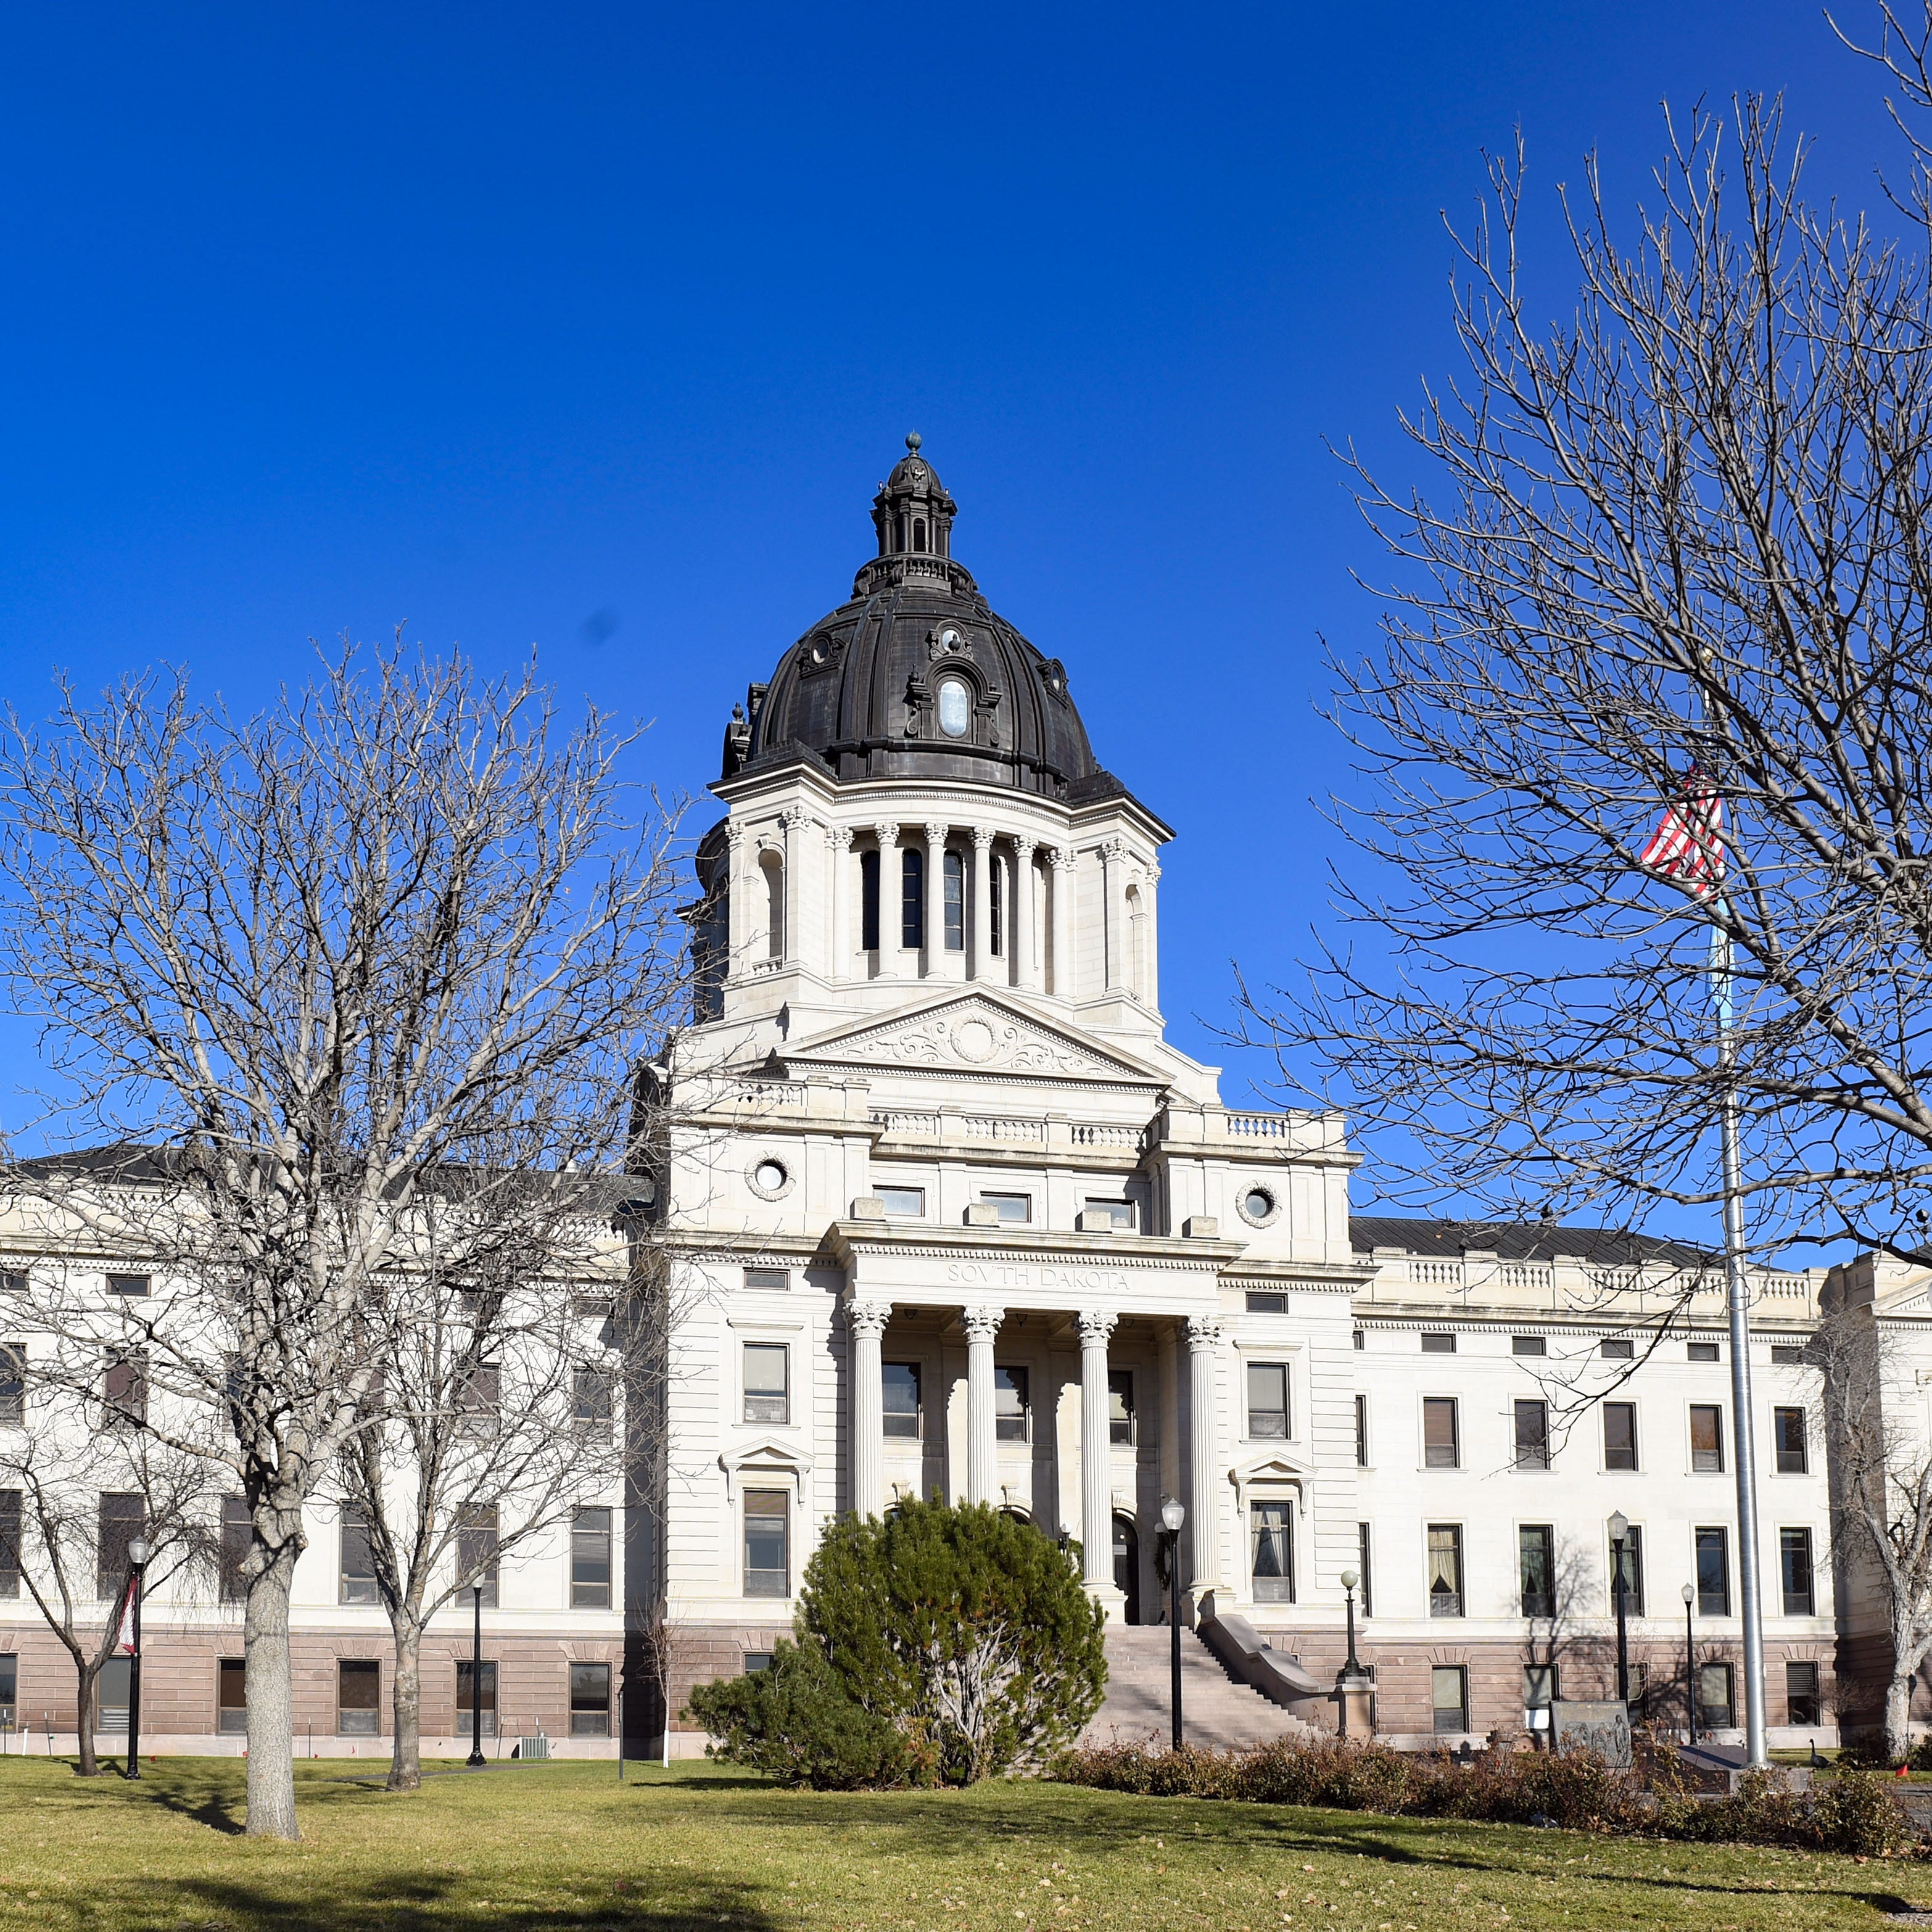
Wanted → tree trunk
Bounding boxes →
[73,1661,99,1777]
[387,1620,423,1793]
[244,1528,303,1839]
[1888,1670,1917,1767]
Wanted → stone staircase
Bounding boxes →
[1081,1625,1327,1752]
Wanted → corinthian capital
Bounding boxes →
[1076,1310,1118,1348]
[846,1300,891,1342]
[1185,1314,1221,1352]
[961,1306,1004,1344]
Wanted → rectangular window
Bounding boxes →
[1431,1663,1468,1733]
[339,1503,379,1606]
[860,848,880,952]
[0,1651,19,1725]
[980,1192,1031,1224]
[743,1650,774,1674]
[1690,1404,1725,1473]
[994,1366,1030,1442]
[1775,1406,1808,1475]
[1772,1343,1807,1365]
[1698,1661,1735,1730]
[1787,1659,1822,1726]
[742,1342,790,1426]
[1356,1522,1373,1617]
[1519,1524,1555,1617]
[1524,1663,1558,1731]
[1354,1392,1369,1467]
[881,1361,920,1439]
[1696,1525,1730,1616]
[0,1490,20,1598]
[96,1492,143,1600]
[102,1349,147,1430]
[1427,1523,1464,1617]
[1084,1199,1134,1232]
[1688,1340,1720,1362]
[455,1659,498,1739]
[943,849,965,951]
[1251,1500,1294,1603]
[876,1186,925,1217]
[455,1361,500,1432]
[743,1267,790,1292]
[571,1506,613,1608]
[1107,1369,1134,1445]
[570,1661,612,1737]
[743,1489,789,1596]
[1513,1398,1550,1470]
[1781,1527,1816,1616]
[1627,1662,1650,1724]
[1604,1402,1638,1471]
[1353,1329,1366,1351]
[1246,1363,1290,1439]
[1600,1338,1633,1360]
[900,848,923,949]
[217,1657,247,1734]
[337,1659,380,1736]
[0,1342,22,1425]
[989,852,1004,957]
[1511,1335,1546,1357]
[1246,1291,1289,1313]
[1421,1332,1456,1354]
[457,1505,499,1608]
[105,1273,150,1298]
[98,1655,131,1732]
[574,1366,614,1437]
[1612,1523,1645,1616]
[1422,1397,1459,1469]
[220,1495,249,1604]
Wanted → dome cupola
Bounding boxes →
[721,438,1118,802]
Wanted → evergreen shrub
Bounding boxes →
[687,1496,1107,1787]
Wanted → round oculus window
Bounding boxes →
[936,677,971,738]
[754,1159,789,1194]
[1241,1186,1278,1225]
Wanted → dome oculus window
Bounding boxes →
[747,1157,795,1201]
[1237,1185,1279,1227]
[936,677,971,738]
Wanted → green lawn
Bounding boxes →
[0,1754,1921,1931]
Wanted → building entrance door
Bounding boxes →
[1112,1514,1141,1624]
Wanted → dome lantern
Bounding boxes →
[872,431,956,560]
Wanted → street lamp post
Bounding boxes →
[1682,1583,1698,1746]
[466,1582,487,1770]
[1609,1511,1630,1707]
[1340,1567,1363,1676]
[123,1536,151,1781]
[1160,1498,1185,1751]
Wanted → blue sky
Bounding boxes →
[0,2,1904,1207]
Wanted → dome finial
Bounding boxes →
[905,431,922,452]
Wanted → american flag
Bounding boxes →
[1638,769,1725,896]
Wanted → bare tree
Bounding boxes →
[1236,80,1932,1269]
[334,1189,627,1791]
[0,1389,210,1776]
[0,646,687,1836]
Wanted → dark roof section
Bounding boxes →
[1350,1215,1712,1269]
[717,437,1121,803]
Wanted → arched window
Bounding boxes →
[943,849,965,951]
[988,853,1004,958]
[761,852,784,963]
[1126,883,1146,999]
[860,848,880,952]
[901,848,923,950]
[913,518,927,553]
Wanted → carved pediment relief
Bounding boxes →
[784,993,1156,1083]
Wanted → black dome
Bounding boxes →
[720,439,1110,801]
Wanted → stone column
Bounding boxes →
[1143,859,1162,1012]
[963,1307,1002,1505]
[1010,838,1037,991]
[969,827,994,981]
[1078,1311,1118,1591]
[873,823,900,981]
[725,820,749,981]
[780,806,808,968]
[1100,838,1126,993]
[1049,847,1076,1000]
[828,825,854,982]
[1186,1315,1221,1606]
[848,1300,890,1519]
[923,822,949,975]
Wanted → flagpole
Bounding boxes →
[1711,910,1768,1767]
